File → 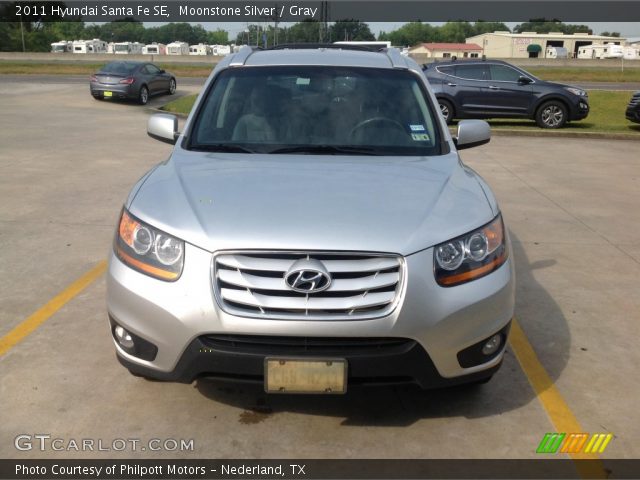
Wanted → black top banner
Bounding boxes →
[2,459,640,480]
[2,0,640,22]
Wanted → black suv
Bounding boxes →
[423,59,590,128]
[625,91,640,124]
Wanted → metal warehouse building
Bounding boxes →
[466,31,625,58]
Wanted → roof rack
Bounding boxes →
[267,43,386,52]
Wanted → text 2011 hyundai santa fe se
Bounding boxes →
[107,45,515,393]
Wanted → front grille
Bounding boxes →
[202,335,414,354]
[213,251,404,320]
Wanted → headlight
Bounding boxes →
[115,209,184,281]
[565,87,587,97]
[434,215,507,287]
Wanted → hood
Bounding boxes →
[128,151,495,256]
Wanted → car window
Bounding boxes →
[454,65,488,81]
[189,66,442,156]
[436,66,455,76]
[145,64,161,75]
[101,62,138,75]
[489,65,524,82]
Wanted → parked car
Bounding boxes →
[625,91,640,123]
[90,61,176,105]
[107,45,515,393]
[423,59,590,128]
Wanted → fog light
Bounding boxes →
[114,326,135,349]
[482,334,502,355]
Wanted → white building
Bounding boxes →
[466,31,625,58]
[166,42,189,55]
[143,43,166,55]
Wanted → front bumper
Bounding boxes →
[626,107,640,123]
[570,98,590,121]
[107,243,515,388]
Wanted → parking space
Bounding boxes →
[0,78,638,460]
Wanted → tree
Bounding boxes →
[514,19,592,34]
[329,19,375,42]
[601,31,621,37]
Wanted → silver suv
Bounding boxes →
[107,45,515,393]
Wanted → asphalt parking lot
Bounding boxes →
[0,77,639,462]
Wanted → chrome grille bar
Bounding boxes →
[213,251,404,320]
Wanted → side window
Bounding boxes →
[454,64,488,81]
[145,64,161,75]
[489,65,523,82]
[436,66,455,76]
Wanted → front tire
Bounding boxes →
[138,85,149,105]
[536,100,568,128]
[168,78,176,95]
[438,99,454,124]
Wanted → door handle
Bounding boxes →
[446,82,457,87]
[488,85,500,90]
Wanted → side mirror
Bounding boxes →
[159,69,166,74]
[147,114,179,145]
[455,120,491,150]
[518,76,533,85]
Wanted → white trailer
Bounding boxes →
[51,40,72,53]
[166,42,189,55]
[545,46,569,59]
[87,39,107,54]
[189,44,212,55]
[143,43,166,55]
[623,46,639,60]
[72,40,92,54]
[210,44,231,56]
[114,42,144,54]
[578,43,624,59]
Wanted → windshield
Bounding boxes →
[188,66,443,155]
[114,44,129,52]
[101,62,138,75]
[52,45,66,52]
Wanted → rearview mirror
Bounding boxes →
[147,114,179,145]
[455,120,491,150]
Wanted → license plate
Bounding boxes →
[103,91,112,97]
[265,358,347,394]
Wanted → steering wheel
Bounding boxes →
[349,117,406,139]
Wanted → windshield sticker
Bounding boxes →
[411,133,431,142]
[296,77,311,85]
[410,124,426,132]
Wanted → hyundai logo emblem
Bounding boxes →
[284,258,332,293]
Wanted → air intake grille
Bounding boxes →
[213,252,404,320]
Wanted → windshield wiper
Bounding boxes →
[190,144,256,153]
[268,145,382,155]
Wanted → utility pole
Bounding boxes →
[20,21,26,52]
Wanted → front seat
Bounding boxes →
[232,87,277,143]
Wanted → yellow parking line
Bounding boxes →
[0,260,107,357]
[509,318,606,478]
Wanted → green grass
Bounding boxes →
[0,61,215,76]
[163,91,639,135]
[160,94,197,114]
[527,67,640,83]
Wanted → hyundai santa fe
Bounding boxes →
[423,59,590,128]
[107,45,515,393]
